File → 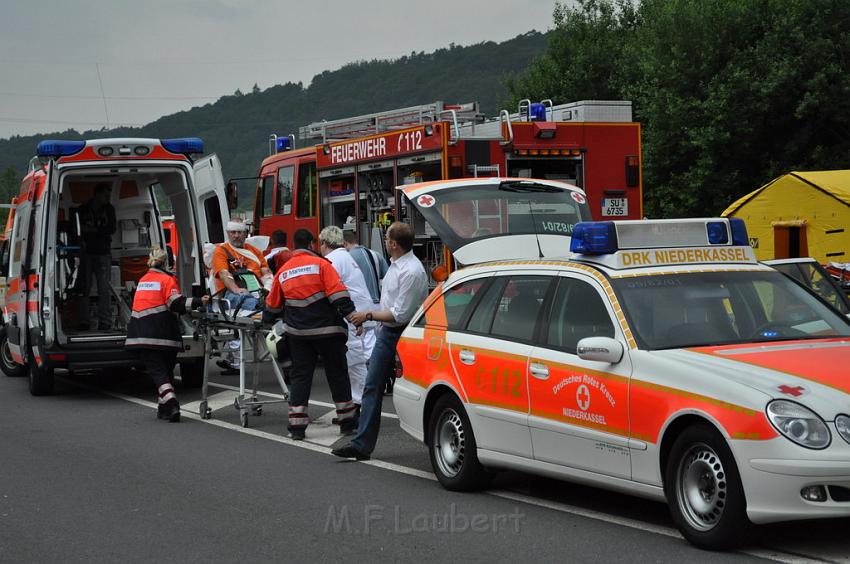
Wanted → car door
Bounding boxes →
[528,273,633,479]
[448,273,553,459]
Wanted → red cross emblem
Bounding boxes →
[576,384,591,411]
[417,194,435,208]
[778,385,805,397]
[571,191,586,204]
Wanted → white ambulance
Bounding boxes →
[0,138,232,395]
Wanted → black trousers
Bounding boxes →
[287,335,351,407]
[137,349,178,389]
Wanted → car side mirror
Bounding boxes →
[576,336,624,364]
[226,181,238,210]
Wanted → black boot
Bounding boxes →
[157,399,181,423]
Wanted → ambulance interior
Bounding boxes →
[54,170,200,340]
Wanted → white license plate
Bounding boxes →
[602,198,628,217]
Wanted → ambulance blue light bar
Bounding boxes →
[570,222,618,254]
[161,137,204,155]
[37,140,86,157]
[570,218,750,255]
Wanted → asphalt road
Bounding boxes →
[1,362,848,563]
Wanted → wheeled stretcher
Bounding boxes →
[189,305,289,427]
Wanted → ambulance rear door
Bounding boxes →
[192,154,229,246]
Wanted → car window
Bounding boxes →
[413,277,489,329]
[488,276,551,341]
[545,278,615,353]
[466,278,506,334]
[444,278,489,329]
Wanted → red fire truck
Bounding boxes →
[251,100,642,273]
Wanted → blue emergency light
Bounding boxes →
[162,137,204,155]
[570,222,618,254]
[706,221,729,245]
[36,140,86,157]
[276,136,293,152]
[529,102,548,122]
[729,218,749,246]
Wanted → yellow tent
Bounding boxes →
[721,170,850,263]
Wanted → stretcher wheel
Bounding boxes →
[240,412,249,427]
[199,400,212,419]
[250,405,263,416]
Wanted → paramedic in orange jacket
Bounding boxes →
[265,229,360,440]
[126,247,208,422]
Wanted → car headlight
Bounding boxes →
[766,400,831,449]
[836,414,850,445]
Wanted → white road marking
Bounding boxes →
[182,390,239,415]
[63,375,836,564]
[206,380,400,419]
[306,410,347,446]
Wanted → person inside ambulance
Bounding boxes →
[211,220,273,374]
[264,228,361,440]
[319,225,376,410]
[76,182,117,331]
[125,247,208,422]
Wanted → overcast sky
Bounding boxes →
[0,0,560,140]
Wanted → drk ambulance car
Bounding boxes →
[0,138,230,395]
[393,183,850,550]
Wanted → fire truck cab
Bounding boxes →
[251,100,642,278]
[0,138,230,395]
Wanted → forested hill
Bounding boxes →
[0,31,547,208]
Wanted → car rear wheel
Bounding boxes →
[664,424,751,550]
[28,354,55,396]
[428,394,487,491]
[0,327,25,377]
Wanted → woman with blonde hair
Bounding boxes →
[125,246,208,422]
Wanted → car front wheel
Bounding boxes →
[428,394,487,491]
[664,424,751,550]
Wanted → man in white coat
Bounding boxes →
[319,226,376,406]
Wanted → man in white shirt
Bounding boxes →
[319,226,376,407]
[332,222,428,460]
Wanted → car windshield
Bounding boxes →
[611,270,850,350]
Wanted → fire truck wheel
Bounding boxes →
[428,394,488,491]
[28,355,55,396]
[179,359,204,388]
[0,327,25,377]
[664,424,752,550]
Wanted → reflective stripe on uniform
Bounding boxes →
[288,404,309,428]
[327,290,351,303]
[131,304,170,318]
[283,325,348,337]
[335,401,357,421]
[285,291,327,307]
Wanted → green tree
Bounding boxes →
[509,0,850,218]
